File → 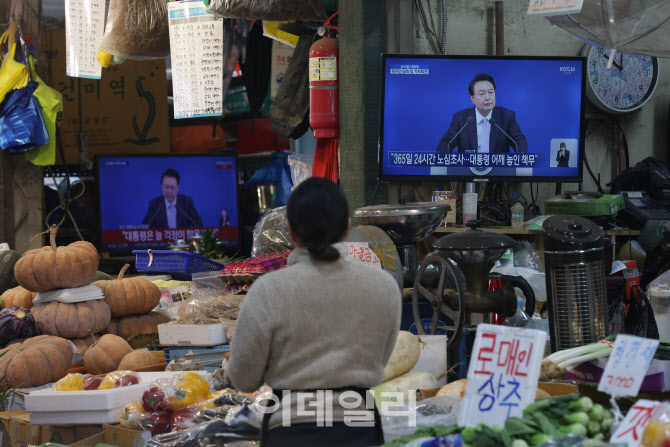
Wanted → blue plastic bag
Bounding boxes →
[0,80,50,152]
[245,151,294,207]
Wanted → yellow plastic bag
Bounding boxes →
[0,44,29,105]
[24,57,62,166]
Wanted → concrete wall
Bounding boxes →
[405,0,669,209]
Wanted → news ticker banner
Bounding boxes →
[388,152,539,168]
[101,227,238,244]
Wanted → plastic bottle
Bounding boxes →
[511,202,524,229]
[503,300,535,328]
[462,183,478,227]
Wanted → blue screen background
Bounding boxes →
[98,155,238,230]
[381,57,584,179]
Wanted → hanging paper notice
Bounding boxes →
[527,0,583,16]
[64,0,105,79]
[168,1,224,119]
[610,399,661,447]
[458,324,546,428]
[597,334,658,398]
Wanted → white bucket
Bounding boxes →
[650,285,670,343]
[411,335,448,386]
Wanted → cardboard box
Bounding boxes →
[0,410,41,447]
[0,410,102,447]
[544,194,625,216]
[41,29,170,165]
[565,358,670,392]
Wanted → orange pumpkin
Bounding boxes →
[14,226,99,293]
[71,337,95,355]
[107,312,169,340]
[118,350,162,370]
[94,264,161,318]
[31,300,111,339]
[1,286,37,310]
[0,335,73,388]
[83,333,133,375]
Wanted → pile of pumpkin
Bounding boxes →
[0,231,168,389]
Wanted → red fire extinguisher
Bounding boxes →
[309,13,339,139]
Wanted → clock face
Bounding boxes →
[586,46,659,113]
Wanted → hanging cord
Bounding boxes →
[441,0,447,54]
[413,0,441,54]
[582,119,604,194]
[45,166,86,241]
[44,125,87,242]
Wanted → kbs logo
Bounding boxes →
[560,66,576,74]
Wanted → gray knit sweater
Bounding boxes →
[227,243,401,426]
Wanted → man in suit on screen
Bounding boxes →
[436,73,528,154]
[142,168,203,229]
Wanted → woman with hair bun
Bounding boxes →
[227,177,401,446]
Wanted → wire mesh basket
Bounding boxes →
[133,250,224,279]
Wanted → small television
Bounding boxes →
[96,153,238,253]
[379,54,586,183]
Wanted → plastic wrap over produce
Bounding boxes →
[382,395,461,442]
[288,153,313,190]
[99,0,170,60]
[251,206,292,257]
[205,0,327,22]
[147,404,263,447]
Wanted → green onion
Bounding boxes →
[541,342,613,380]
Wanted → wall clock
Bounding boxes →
[584,45,660,114]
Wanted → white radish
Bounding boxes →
[383,331,420,382]
[371,371,439,406]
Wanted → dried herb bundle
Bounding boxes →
[100,0,170,59]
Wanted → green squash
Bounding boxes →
[0,250,21,295]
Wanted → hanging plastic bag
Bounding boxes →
[98,0,170,65]
[24,57,62,166]
[0,81,50,152]
[625,285,660,339]
[205,0,326,22]
[0,44,29,105]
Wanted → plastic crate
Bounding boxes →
[133,250,224,279]
[164,345,230,372]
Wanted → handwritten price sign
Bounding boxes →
[597,334,658,398]
[611,399,661,447]
[345,243,382,269]
[458,324,546,427]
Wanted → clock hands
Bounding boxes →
[601,52,624,72]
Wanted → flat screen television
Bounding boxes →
[96,153,238,253]
[379,54,586,182]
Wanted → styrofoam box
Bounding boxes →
[25,371,212,425]
[158,323,227,346]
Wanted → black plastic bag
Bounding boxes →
[206,0,327,22]
[625,285,660,339]
[609,157,670,207]
[607,279,659,339]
